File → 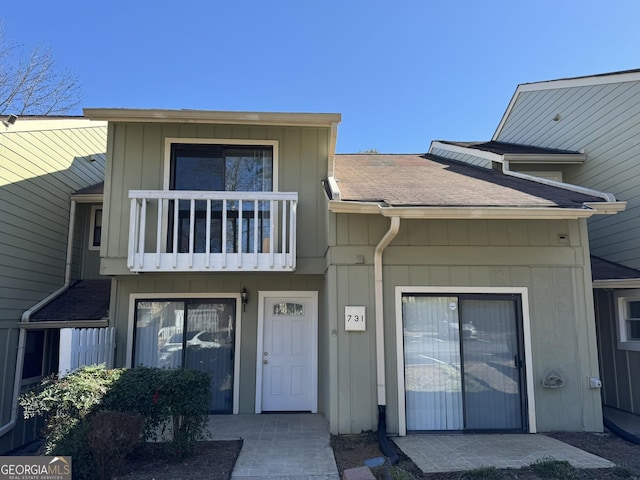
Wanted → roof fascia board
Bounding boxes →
[328,200,381,214]
[2,118,106,133]
[329,200,600,219]
[20,319,109,329]
[430,141,502,163]
[493,71,640,140]
[378,206,595,220]
[431,141,586,165]
[583,201,627,214]
[70,193,103,203]
[593,279,640,289]
[502,153,586,164]
[84,108,341,127]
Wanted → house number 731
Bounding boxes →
[345,306,366,331]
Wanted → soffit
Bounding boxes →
[83,108,341,127]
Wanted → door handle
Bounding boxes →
[263,359,268,364]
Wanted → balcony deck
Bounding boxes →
[128,190,297,272]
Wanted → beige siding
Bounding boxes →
[102,123,331,274]
[109,273,326,415]
[0,120,107,453]
[495,80,640,269]
[327,214,601,434]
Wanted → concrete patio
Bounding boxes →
[207,414,617,477]
[393,433,615,473]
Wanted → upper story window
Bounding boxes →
[616,290,640,351]
[170,143,273,192]
[89,205,102,250]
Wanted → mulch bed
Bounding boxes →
[116,440,242,480]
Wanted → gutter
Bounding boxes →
[0,200,77,439]
[501,161,626,213]
[374,216,400,465]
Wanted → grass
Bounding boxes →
[529,458,578,479]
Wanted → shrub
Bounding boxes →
[87,410,144,480]
[101,367,211,458]
[20,364,211,477]
[19,364,123,455]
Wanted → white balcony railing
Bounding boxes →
[127,190,297,272]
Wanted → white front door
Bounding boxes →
[257,292,317,412]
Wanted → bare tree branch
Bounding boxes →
[0,22,83,116]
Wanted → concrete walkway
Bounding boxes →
[393,434,615,473]
[208,414,339,480]
[603,406,640,438]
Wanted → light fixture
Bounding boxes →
[241,287,249,312]
[2,114,18,127]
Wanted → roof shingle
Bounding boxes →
[334,153,603,208]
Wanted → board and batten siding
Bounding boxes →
[109,273,327,416]
[594,289,640,414]
[0,119,107,453]
[326,213,602,434]
[102,122,331,275]
[495,80,640,269]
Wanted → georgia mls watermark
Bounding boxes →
[0,456,71,480]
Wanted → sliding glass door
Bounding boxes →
[133,298,236,413]
[403,294,526,432]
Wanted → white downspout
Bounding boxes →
[0,200,77,438]
[374,216,400,406]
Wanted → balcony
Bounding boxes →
[127,190,297,272]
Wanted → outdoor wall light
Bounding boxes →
[241,287,249,312]
[2,114,18,127]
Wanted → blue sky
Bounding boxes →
[2,1,639,153]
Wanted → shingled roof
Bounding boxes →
[591,256,640,281]
[333,153,603,208]
[30,280,110,322]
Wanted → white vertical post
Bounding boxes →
[156,199,163,268]
[59,329,73,376]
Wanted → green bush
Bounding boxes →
[101,367,211,458]
[19,364,123,455]
[20,364,211,477]
[87,410,144,480]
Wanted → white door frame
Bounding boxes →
[255,291,318,413]
[395,286,536,436]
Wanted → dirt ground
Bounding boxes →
[331,430,640,479]
[115,440,242,480]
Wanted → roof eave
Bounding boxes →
[328,201,609,219]
[71,193,103,203]
[21,319,109,329]
[503,153,587,164]
[593,279,640,289]
[83,108,342,127]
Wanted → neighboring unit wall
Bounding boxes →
[594,289,640,414]
[495,80,640,269]
[70,203,102,281]
[0,119,107,453]
[327,213,602,435]
[101,122,331,275]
